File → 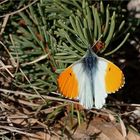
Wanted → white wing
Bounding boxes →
[72,62,94,109]
[93,58,108,109]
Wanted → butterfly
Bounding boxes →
[57,47,125,109]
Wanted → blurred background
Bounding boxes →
[0,0,140,139]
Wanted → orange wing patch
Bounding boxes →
[58,67,78,98]
[105,62,125,93]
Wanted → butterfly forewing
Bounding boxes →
[103,59,125,93]
[58,67,78,98]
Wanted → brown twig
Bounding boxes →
[0,0,38,18]
[0,60,14,78]
[0,88,79,104]
[0,125,43,140]
[1,93,40,107]
[107,103,140,107]
[0,15,9,35]
[0,0,8,5]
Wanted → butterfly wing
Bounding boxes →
[57,65,79,98]
[72,62,94,109]
[58,61,94,109]
[93,57,125,108]
[100,58,125,93]
[93,58,108,109]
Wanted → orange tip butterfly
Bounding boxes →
[57,46,125,109]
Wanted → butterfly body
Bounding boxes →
[58,48,125,109]
[83,50,97,70]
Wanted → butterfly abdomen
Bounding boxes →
[83,55,97,71]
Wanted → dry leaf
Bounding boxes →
[108,113,116,122]
[127,130,140,140]
[118,117,127,138]
[21,132,51,140]
[73,117,126,140]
